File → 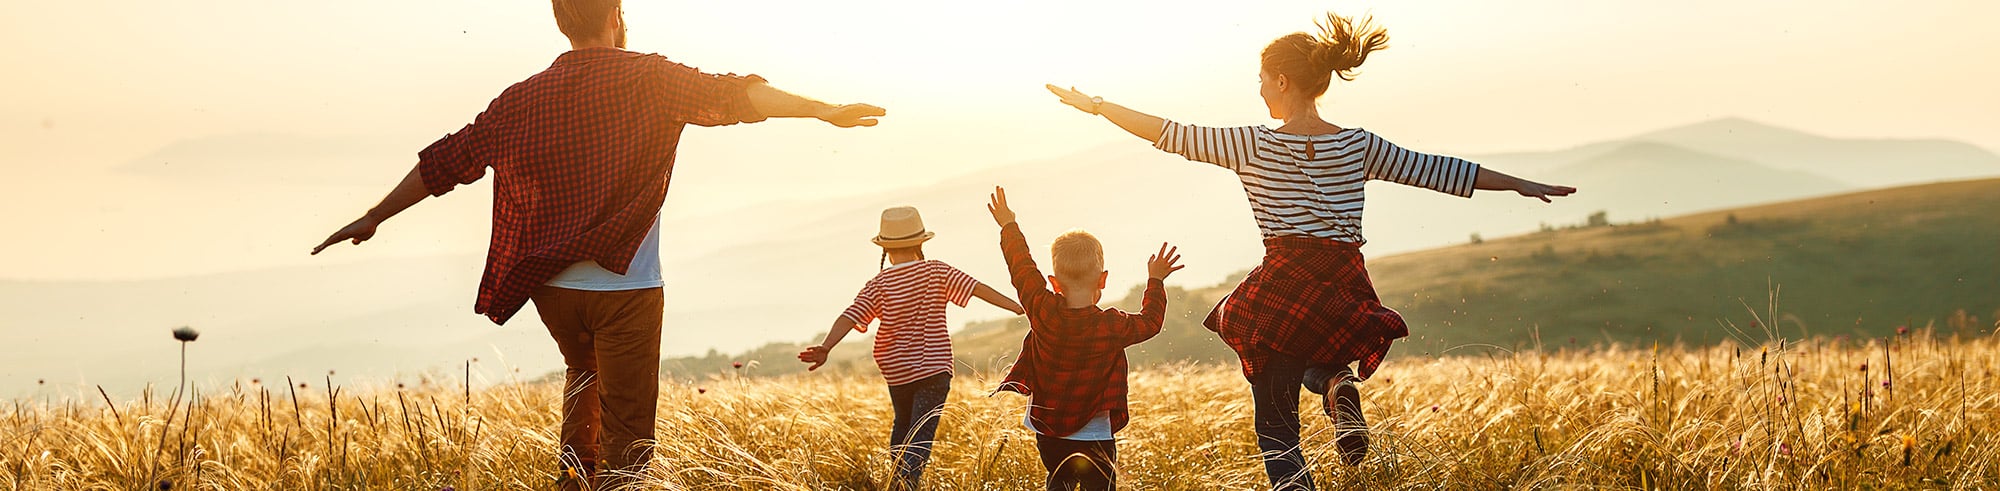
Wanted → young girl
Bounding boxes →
[1046,12,1575,490]
[798,205,1024,491]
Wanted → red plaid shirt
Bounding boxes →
[993,222,1165,437]
[1204,236,1408,381]
[417,47,765,324]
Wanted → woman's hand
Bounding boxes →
[1045,84,1099,115]
[1513,180,1577,203]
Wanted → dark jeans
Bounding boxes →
[1250,351,1344,491]
[1035,435,1118,491]
[887,372,952,491]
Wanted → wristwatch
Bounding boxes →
[1090,96,1104,115]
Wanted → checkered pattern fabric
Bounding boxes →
[993,223,1165,437]
[1204,236,1408,381]
[417,47,765,324]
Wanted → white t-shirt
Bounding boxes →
[1025,408,1115,441]
[544,215,663,291]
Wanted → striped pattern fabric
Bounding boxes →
[1154,121,1480,244]
[841,260,980,386]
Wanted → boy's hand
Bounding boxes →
[1147,242,1185,281]
[986,186,1017,227]
[797,345,831,371]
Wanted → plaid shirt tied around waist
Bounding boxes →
[1204,235,1408,381]
[416,47,765,324]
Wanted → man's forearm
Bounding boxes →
[746,82,835,119]
[366,166,432,222]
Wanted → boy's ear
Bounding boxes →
[1096,271,1108,289]
[1047,275,1065,295]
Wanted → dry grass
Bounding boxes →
[4,327,1996,490]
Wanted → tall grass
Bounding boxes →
[4,327,1995,489]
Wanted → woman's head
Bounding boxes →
[1259,12,1390,119]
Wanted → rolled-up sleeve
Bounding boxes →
[416,122,489,197]
[650,56,766,127]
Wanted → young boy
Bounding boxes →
[798,205,1024,491]
[985,187,1181,491]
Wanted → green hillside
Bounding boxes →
[665,178,2000,380]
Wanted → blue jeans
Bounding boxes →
[1251,351,1343,491]
[887,372,951,490]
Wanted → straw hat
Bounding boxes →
[871,206,935,248]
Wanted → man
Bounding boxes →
[310,1,883,488]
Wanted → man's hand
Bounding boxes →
[798,345,831,371]
[1147,242,1185,281]
[1045,85,1099,115]
[312,215,382,255]
[986,186,1017,227]
[817,103,886,128]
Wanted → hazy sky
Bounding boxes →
[2,0,1996,281]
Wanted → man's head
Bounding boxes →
[1048,229,1108,304]
[552,0,625,49]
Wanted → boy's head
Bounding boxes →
[1048,229,1108,302]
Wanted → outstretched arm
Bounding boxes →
[971,283,1025,315]
[312,166,429,255]
[1474,167,1576,203]
[798,316,861,371]
[747,82,885,128]
[1047,85,1165,142]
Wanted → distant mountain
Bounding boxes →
[115,132,430,185]
[1526,141,1851,219]
[1474,117,2000,187]
[667,178,2000,379]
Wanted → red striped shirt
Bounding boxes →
[840,260,979,386]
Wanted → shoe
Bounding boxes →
[1323,370,1368,465]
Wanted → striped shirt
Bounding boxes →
[840,259,980,386]
[1154,121,1480,243]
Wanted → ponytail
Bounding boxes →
[1261,11,1391,97]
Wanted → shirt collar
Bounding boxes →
[553,47,637,67]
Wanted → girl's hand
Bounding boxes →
[1514,180,1576,203]
[798,345,831,371]
[1045,84,1099,115]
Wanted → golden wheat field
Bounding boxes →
[4,326,1996,490]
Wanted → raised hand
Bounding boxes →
[818,103,886,128]
[1147,242,1185,281]
[1515,180,1577,203]
[1044,84,1099,115]
[311,215,381,255]
[798,345,831,371]
[986,186,1017,226]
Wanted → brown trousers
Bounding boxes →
[532,286,664,490]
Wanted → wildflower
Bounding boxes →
[1777,394,1785,405]
[698,388,707,394]
[1897,326,1909,336]
[172,326,200,342]
[732,361,744,369]
[1883,380,1892,388]
[251,378,261,385]
[1779,443,1792,456]
[1431,405,1439,413]
[36,379,43,386]
[1860,362,1869,372]
[159,480,173,490]
[299,383,309,389]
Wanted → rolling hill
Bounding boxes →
[669,178,2000,380]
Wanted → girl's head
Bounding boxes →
[1259,12,1390,120]
[872,206,934,269]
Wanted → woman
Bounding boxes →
[1046,11,1574,490]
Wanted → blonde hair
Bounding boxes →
[1261,11,1391,97]
[1049,230,1104,285]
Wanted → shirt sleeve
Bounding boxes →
[415,99,504,197]
[649,56,768,127]
[1153,120,1260,172]
[938,262,978,308]
[1361,130,1480,198]
[998,222,1056,313]
[1122,278,1168,344]
[839,279,880,332]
